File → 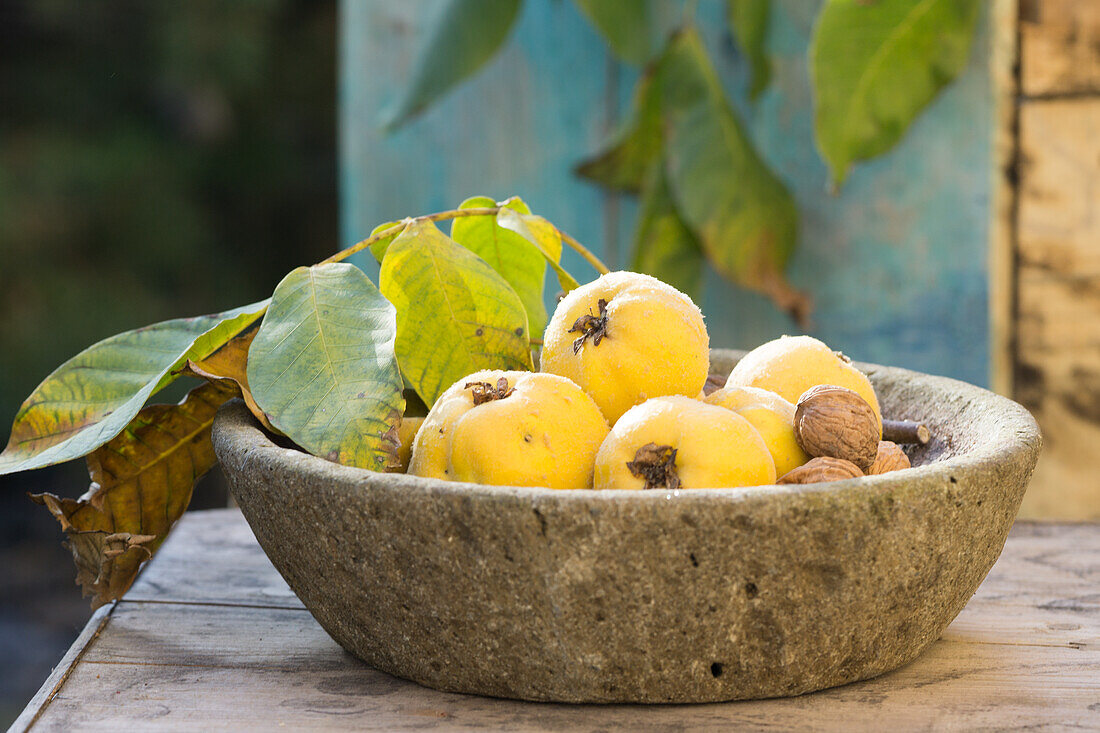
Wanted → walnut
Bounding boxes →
[867,440,911,475]
[777,456,863,484]
[794,385,879,470]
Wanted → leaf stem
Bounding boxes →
[322,207,612,276]
[559,229,611,275]
[322,207,500,265]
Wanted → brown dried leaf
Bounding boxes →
[30,380,236,607]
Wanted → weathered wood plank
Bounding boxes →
[970,522,1100,603]
[1016,99,1100,278]
[32,624,1100,731]
[1020,0,1100,96]
[989,0,1019,396]
[25,512,1100,730]
[1015,97,1100,520]
[125,510,301,609]
[85,603,337,670]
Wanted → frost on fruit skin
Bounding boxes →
[541,271,710,425]
[725,334,882,433]
[407,370,609,490]
[593,395,776,490]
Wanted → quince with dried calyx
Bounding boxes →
[408,370,608,489]
[725,335,882,434]
[704,386,809,476]
[540,271,709,425]
[593,396,776,491]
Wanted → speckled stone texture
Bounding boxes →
[213,350,1042,703]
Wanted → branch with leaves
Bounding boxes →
[2,199,605,607]
[382,0,981,319]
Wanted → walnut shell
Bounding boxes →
[794,385,879,470]
[867,440,911,475]
[777,456,863,484]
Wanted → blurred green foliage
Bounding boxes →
[0,2,336,723]
[0,0,337,436]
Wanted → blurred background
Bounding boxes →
[0,0,338,723]
[1,0,1097,725]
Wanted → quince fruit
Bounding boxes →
[593,396,776,490]
[540,271,709,425]
[408,370,608,489]
[704,386,808,476]
[725,335,881,433]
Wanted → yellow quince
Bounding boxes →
[540,271,709,425]
[725,335,881,433]
[704,386,808,476]
[408,370,608,489]
[593,396,776,490]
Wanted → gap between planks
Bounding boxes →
[116,597,306,612]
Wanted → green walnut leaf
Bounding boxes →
[631,165,705,301]
[451,196,551,337]
[573,0,656,66]
[574,62,663,193]
[380,0,522,129]
[380,220,532,406]
[810,0,981,188]
[495,207,580,294]
[0,301,268,475]
[727,0,772,101]
[247,263,405,470]
[661,29,809,324]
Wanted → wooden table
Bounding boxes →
[13,510,1100,731]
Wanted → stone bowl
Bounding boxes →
[212,349,1041,704]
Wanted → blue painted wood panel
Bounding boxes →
[340,0,992,386]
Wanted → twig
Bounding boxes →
[883,419,931,445]
[322,207,612,277]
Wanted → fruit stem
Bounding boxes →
[627,443,681,490]
[465,377,514,406]
[569,298,610,354]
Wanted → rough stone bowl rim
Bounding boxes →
[235,355,1037,504]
